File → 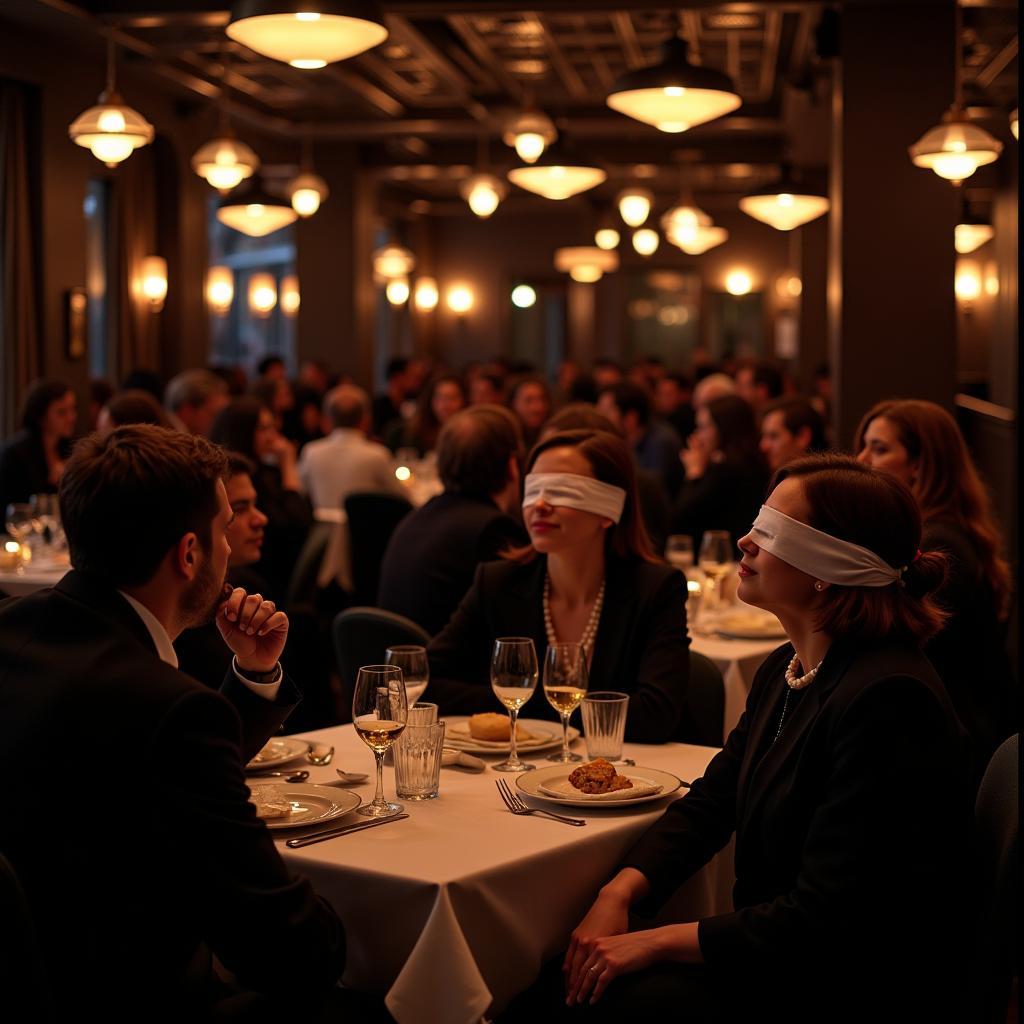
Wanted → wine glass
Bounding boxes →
[698,530,734,620]
[5,504,35,548]
[385,645,429,706]
[30,494,60,552]
[664,535,694,570]
[543,642,588,763]
[490,637,538,773]
[352,664,409,817]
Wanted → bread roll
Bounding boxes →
[467,712,533,741]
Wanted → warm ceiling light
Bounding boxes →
[663,202,729,255]
[632,228,660,256]
[281,274,301,316]
[68,39,154,167]
[954,260,981,302]
[414,276,438,311]
[511,284,537,308]
[248,272,277,316]
[446,284,474,314]
[217,181,298,237]
[206,266,234,314]
[460,173,507,218]
[373,244,415,279]
[954,222,994,254]
[386,277,410,305]
[507,138,606,200]
[618,188,653,227]
[669,224,728,255]
[909,114,1003,183]
[1011,109,1018,140]
[594,228,620,250]
[226,0,388,69]
[607,36,741,133]
[502,109,557,164]
[775,272,802,300]
[554,246,619,284]
[139,256,168,310]
[725,269,753,296]
[288,171,329,217]
[191,135,260,193]
[739,166,829,231]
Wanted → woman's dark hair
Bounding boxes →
[706,394,762,465]
[771,454,948,643]
[410,374,465,453]
[103,389,170,429]
[209,396,265,461]
[20,379,73,433]
[507,429,659,565]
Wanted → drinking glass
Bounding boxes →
[665,535,694,570]
[698,530,734,620]
[5,504,35,562]
[581,692,630,761]
[544,642,588,763]
[385,645,429,705]
[490,637,538,773]
[352,664,408,817]
[30,494,60,550]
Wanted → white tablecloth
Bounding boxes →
[0,563,68,597]
[277,720,730,1024]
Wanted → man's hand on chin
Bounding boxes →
[216,586,288,674]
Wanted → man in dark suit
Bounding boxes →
[377,405,527,636]
[0,426,346,1022]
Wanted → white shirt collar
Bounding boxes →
[118,591,179,668]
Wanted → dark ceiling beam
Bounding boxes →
[534,12,588,99]
[681,11,702,64]
[577,14,614,91]
[610,11,644,70]
[788,7,815,79]
[759,9,783,101]
[447,13,526,101]
[974,34,1018,88]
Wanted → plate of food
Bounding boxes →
[247,783,361,830]
[246,737,310,771]
[445,713,579,755]
[710,608,787,640]
[515,759,684,808]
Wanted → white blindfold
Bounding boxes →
[523,472,626,524]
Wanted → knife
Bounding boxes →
[285,813,409,848]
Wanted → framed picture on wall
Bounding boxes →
[65,287,88,360]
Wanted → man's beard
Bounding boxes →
[179,549,227,630]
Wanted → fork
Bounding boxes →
[495,779,586,826]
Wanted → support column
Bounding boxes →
[797,213,828,393]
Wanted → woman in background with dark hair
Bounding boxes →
[0,379,77,509]
[513,455,970,1024]
[428,429,690,743]
[507,374,552,450]
[672,393,768,548]
[855,398,1015,762]
[386,374,466,456]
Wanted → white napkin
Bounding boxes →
[539,776,663,801]
[441,749,486,772]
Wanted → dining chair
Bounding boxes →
[284,518,334,612]
[676,651,726,747]
[344,492,413,607]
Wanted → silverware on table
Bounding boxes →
[334,768,370,784]
[306,743,335,766]
[248,769,309,782]
[285,813,409,848]
[495,779,586,827]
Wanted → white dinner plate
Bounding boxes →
[246,737,309,770]
[248,783,361,830]
[515,765,684,808]
[445,719,579,755]
[710,609,787,640]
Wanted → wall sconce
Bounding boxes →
[414,276,438,311]
[725,269,754,296]
[446,284,474,314]
[207,265,234,315]
[386,277,410,305]
[954,259,981,306]
[281,274,300,316]
[248,272,277,317]
[140,256,168,311]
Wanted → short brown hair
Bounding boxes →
[762,396,827,452]
[103,389,170,429]
[437,405,523,498]
[60,425,228,587]
[771,454,947,643]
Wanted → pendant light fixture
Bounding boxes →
[662,201,729,255]
[507,136,606,201]
[460,137,508,219]
[954,198,994,254]
[413,276,439,311]
[248,272,278,317]
[594,227,620,250]
[632,228,660,256]
[617,188,653,227]
[739,164,829,231]
[288,137,329,217]
[69,36,154,167]
[226,0,388,70]
[606,30,741,134]
[554,247,619,283]
[281,274,301,316]
[192,57,260,193]
[908,3,1002,184]
[372,244,415,280]
[502,108,558,164]
[206,266,235,315]
[217,179,298,237]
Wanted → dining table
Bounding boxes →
[0,557,68,598]
[269,718,732,1024]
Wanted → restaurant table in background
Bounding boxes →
[276,719,730,1024]
[0,560,68,597]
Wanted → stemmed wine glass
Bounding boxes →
[698,530,734,621]
[5,504,35,573]
[543,642,588,763]
[30,494,60,553]
[490,637,538,773]
[352,665,409,817]
[385,645,429,706]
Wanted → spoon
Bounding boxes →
[249,769,309,782]
[335,768,370,784]
[306,743,335,766]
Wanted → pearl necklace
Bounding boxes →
[543,573,605,655]
[784,652,823,690]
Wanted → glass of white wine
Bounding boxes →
[544,642,588,763]
[491,637,538,773]
[385,645,429,705]
[352,664,409,817]
[698,529,734,621]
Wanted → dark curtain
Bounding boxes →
[0,80,42,437]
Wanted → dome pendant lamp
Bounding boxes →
[288,137,330,217]
[227,0,388,70]
[502,108,558,164]
[606,34,741,134]
[739,164,829,231]
[507,135,606,201]
[217,179,298,237]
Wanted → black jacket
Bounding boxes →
[672,456,769,550]
[0,571,345,1020]
[427,554,690,743]
[0,429,68,509]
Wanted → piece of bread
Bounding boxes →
[568,758,634,794]
[467,712,533,741]
[249,787,293,820]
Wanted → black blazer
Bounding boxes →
[427,555,690,743]
[0,571,345,1020]
[672,456,769,550]
[378,491,527,636]
[622,639,972,1021]
[0,429,67,509]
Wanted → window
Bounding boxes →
[84,179,113,379]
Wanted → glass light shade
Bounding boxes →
[594,228,620,250]
[661,203,711,246]
[218,181,298,237]
[446,284,474,314]
[511,284,537,308]
[632,228,660,255]
[288,171,329,216]
[226,2,388,69]
[68,93,154,167]
[206,266,234,314]
[139,256,168,309]
[502,110,557,164]
[668,223,728,255]
[909,115,1003,182]
[248,272,277,316]
[954,223,994,254]
[460,173,507,218]
[606,38,741,133]
[191,137,259,192]
[372,244,415,279]
[508,164,605,201]
[281,274,300,315]
[618,188,653,227]
[725,270,753,296]
[385,277,410,305]
[554,246,619,283]
[414,276,438,311]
